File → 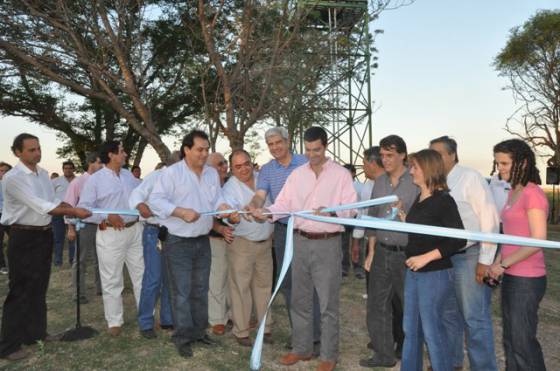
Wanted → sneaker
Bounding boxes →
[0,267,8,275]
[5,348,29,361]
[140,329,157,339]
[178,343,193,358]
[359,355,396,368]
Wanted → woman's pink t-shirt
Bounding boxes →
[501,182,548,277]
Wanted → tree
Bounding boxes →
[495,10,560,167]
[0,1,203,162]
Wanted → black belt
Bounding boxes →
[11,223,52,231]
[378,242,405,252]
[295,229,341,240]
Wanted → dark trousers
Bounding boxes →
[502,274,547,371]
[162,234,211,348]
[52,216,75,265]
[0,228,53,357]
[274,222,321,342]
[0,220,7,268]
[366,244,406,362]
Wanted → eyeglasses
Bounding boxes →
[218,160,228,167]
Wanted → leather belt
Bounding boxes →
[10,223,52,231]
[296,229,341,240]
[100,221,137,230]
[378,242,405,252]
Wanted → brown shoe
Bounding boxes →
[317,360,336,371]
[235,336,253,347]
[263,333,274,345]
[5,348,29,361]
[279,352,313,366]
[212,324,225,336]
[108,326,121,337]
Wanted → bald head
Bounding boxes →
[207,152,228,184]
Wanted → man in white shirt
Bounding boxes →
[222,149,274,347]
[64,153,103,303]
[0,161,13,275]
[51,160,76,266]
[430,136,499,371]
[129,152,180,339]
[78,141,143,337]
[148,130,236,358]
[0,133,90,361]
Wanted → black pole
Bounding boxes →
[61,224,98,341]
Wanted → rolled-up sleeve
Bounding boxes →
[148,169,177,219]
[5,176,58,215]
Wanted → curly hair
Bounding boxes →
[492,139,541,187]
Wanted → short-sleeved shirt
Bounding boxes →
[256,153,307,224]
[501,182,548,277]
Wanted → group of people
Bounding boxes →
[0,127,550,371]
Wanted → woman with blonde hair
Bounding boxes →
[399,149,466,371]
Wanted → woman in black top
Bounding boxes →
[400,149,466,371]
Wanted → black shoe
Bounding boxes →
[395,344,402,360]
[367,341,373,350]
[140,329,157,339]
[160,324,174,330]
[359,355,396,368]
[342,270,349,277]
[312,340,320,358]
[178,343,193,358]
[355,271,366,279]
[197,334,218,347]
[263,333,274,345]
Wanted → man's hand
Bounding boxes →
[137,202,153,219]
[221,225,235,244]
[405,254,431,272]
[242,205,255,222]
[179,208,200,223]
[313,206,333,217]
[351,238,360,264]
[364,252,374,272]
[475,263,490,284]
[67,225,77,242]
[71,208,92,220]
[252,208,271,222]
[107,214,125,230]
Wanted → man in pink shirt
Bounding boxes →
[65,152,103,302]
[253,127,356,371]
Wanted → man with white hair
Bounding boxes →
[246,126,321,348]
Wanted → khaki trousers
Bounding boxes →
[208,237,229,325]
[227,236,273,338]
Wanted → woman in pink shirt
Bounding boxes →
[489,139,547,371]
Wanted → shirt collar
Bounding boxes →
[15,161,43,176]
[274,152,300,168]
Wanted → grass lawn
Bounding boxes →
[0,240,558,370]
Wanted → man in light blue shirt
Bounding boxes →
[148,130,236,359]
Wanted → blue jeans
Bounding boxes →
[502,274,546,371]
[442,245,497,371]
[402,268,453,371]
[162,234,210,347]
[52,216,75,265]
[137,224,173,331]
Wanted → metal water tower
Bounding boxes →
[298,0,373,169]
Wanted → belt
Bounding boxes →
[145,222,160,228]
[100,221,137,230]
[295,229,341,240]
[378,242,405,252]
[10,223,52,231]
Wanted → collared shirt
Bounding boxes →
[148,161,226,238]
[353,179,375,239]
[267,159,357,233]
[488,174,511,216]
[256,153,307,224]
[366,170,419,246]
[77,167,141,224]
[1,162,59,226]
[223,175,274,241]
[52,176,74,202]
[0,179,3,213]
[64,172,91,207]
[447,164,499,265]
[129,168,163,225]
